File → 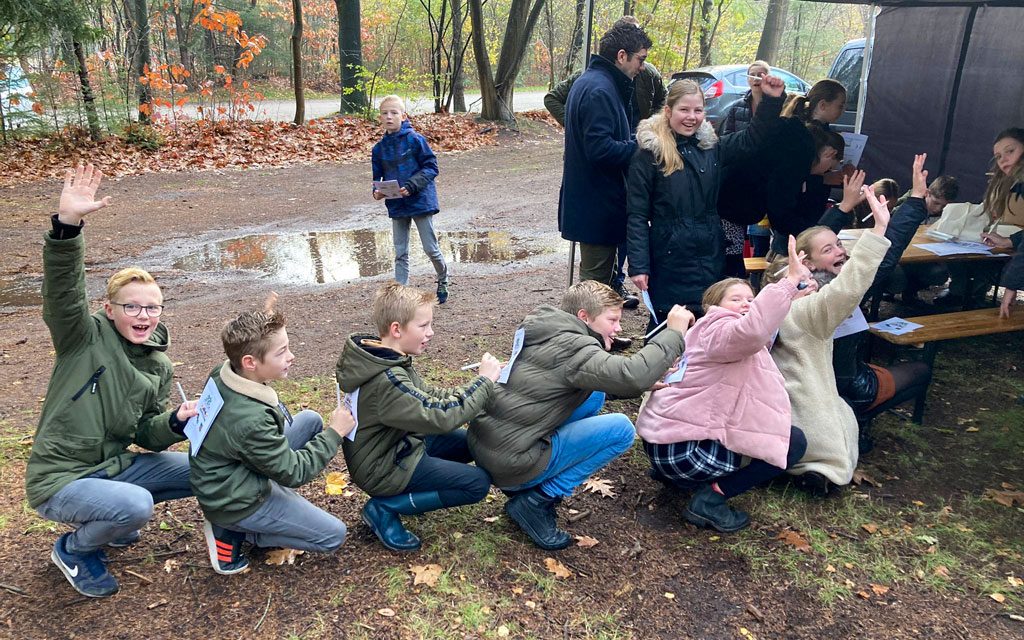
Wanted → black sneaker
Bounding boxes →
[614,284,641,310]
[203,520,250,575]
[436,281,449,304]
[504,489,571,550]
[51,532,119,598]
[684,485,750,533]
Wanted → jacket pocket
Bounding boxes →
[71,366,106,401]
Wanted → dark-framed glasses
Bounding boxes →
[112,302,165,317]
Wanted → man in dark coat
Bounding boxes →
[558,22,652,289]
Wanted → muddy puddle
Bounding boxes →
[173,229,564,284]
[0,275,42,310]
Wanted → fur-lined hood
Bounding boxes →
[636,114,718,154]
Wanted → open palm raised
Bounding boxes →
[57,164,112,226]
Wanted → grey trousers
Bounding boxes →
[227,410,347,552]
[392,215,449,285]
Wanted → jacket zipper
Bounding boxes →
[72,366,107,401]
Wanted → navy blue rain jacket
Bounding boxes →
[371,120,440,219]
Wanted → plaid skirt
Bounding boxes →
[643,438,740,484]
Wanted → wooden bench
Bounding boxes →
[868,308,1024,422]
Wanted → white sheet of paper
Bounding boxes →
[840,132,868,167]
[641,290,658,324]
[497,327,526,384]
[343,387,360,442]
[373,179,402,199]
[833,307,869,339]
[837,230,859,241]
[663,356,688,384]
[914,242,992,257]
[184,377,225,456]
[872,317,924,336]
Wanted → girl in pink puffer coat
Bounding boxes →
[636,239,815,532]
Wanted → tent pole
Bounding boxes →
[582,0,595,67]
[854,4,877,135]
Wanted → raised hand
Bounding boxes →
[785,235,813,290]
[58,164,112,226]
[910,153,929,198]
[863,185,891,235]
[839,169,867,212]
[666,305,695,333]
[759,74,785,98]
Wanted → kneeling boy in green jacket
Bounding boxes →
[191,301,354,575]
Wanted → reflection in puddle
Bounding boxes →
[0,275,42,309]
[173,229,561,284]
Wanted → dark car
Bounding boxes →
[826,38,866,134]
[669,64,811,125]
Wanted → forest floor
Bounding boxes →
[0,119,1022,639]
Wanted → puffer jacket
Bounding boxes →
[626,94,783,311]
[718,91,754,135]
[371,120,440,219]
[336,335,494,496]
[26,225,183,508]
[636,280,799,468]
[468,305,684,487]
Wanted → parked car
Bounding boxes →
[668,64,811,124]
[826,38,865,133]
[0,64,37,127]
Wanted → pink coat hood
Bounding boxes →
[636,279,798,468]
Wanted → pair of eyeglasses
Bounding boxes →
[111,302,165,317]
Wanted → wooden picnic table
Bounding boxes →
[839,226,1014,264]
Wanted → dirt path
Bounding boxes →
[1,125,1022,639]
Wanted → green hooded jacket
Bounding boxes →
[336,335,495,497]
[26,231,183,509]
[189,361,343,526]
[468,305,685,487]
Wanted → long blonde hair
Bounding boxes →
[650,79,704,176]
[983,128,1024,220]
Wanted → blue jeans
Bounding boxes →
[227,410,347,552]
[392,214,449,285]
[502,392,635,498]
[37,451,191,554]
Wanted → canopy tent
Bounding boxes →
[805,0,1024,201]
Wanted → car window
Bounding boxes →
[831,47,863,111]
[773,70,804,93]
[672,74,715,92]
[726,70,747,87]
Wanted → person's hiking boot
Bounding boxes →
[684,485,750,533]
[613,284,641,310]
[609,336,633,352]
[792,471,833,497]
[436,281,449,304]
[203,520,250,575]
[362,491,444,551]
[504,488,571,550]
[51,532,119,598]
[106,530,141,548]
[858,420,875,455]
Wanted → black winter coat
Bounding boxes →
[558,54,637,246]
[718,91,754,136]
[626,95,783,311]
[999,231,1024,291]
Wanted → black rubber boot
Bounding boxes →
[684,485,750,533]
[504,489,571,550]
[362,491,444,551]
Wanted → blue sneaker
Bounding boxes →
[107,530,141,548]
[51,532,119,598]
[203,520,250,575]
[436,281,449,304]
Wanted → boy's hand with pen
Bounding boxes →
[477,353,502,382]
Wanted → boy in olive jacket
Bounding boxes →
[469,281,693,550]
[191,303,354,575]
[336,282,500,551]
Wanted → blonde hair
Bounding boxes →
[748,60,770,75]
[561,280,623,318]
[762,257,789,285]
[372,281,436,336]
[650,79,704,176]
[983,128,1024,220]
[782,79,846,121]
[221,305,286,370]
[701,278,751,310]
[106,268,158,300]
[379,94,406,113]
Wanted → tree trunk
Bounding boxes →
[172,3,198,89]
[562,0,585,79]
[482,0,546,122]
[683,0,696,68]
[468,0,498,117]
[790,3,802,71]
[72,39,103,141]
[755,0,787,64]
[451,0,467,112]
[698,0,713,66]
[544,0,555,90]
[130,0,152,124]
[292,0,305,124]
[335,0,367,113]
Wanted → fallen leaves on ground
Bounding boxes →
[162,559,178,573]
[543,557,573,579]
[983,488,1024,508]
[264,548,304,565]
[324,471,348,495]
[410,564,443,587]
[851,469,882,487]
[990,593,1007,603]
[776,529,811,553]
[0,114,499,189]
[861,523,879,535]
[582,477,617,498]
[933,566,951,578]
[871,584,890,596]
[377,607,396,617]
[574,535,599,548]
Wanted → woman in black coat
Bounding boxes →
[626,75,785,324]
